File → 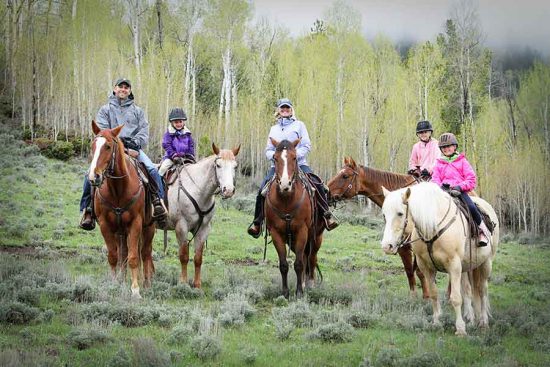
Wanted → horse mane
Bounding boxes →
[407,182,446,239]
[276,140,294,152]
[360,166,412,191]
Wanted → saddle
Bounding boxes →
[452,195,495,239]
[162,157,196,210]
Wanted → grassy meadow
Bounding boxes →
[1,124,550,366]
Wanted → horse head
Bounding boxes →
[327,156,360,203]
[88,120,124,187]
[380,186,412,255]
[271,138,300,194]
[212,142,240,199]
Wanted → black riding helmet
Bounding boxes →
[169,108,187,121]
[416,120,433,133]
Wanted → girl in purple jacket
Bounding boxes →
[431,133,490,246]
[158,108,195,176]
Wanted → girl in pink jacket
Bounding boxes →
[431,133,490,246]
[408,120,441,179]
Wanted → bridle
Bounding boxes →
[90,135,128,187]
[273,148,298,191]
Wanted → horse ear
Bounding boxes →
[270,137,279,147]
[112,124,124,137]
[382,186,390,197]
[349,157,357,170]
[232,144,241,156]
[343,156,350,165]
[402,188,411,204]
[212,142,220,155]
[92,120,101,135]
[291,138,301,147]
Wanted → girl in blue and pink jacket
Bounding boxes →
[431,132,490,246]
[158,108,195,176]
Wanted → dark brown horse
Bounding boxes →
[89,120,155,299]
[327,156,429,299]
[265,138,323,298]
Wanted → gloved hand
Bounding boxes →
[121,137,141,151]
[449,185,462,197]
[407,169,416,175]
[420,169,430,178]
[172,156,183,165]
[441,183,451,191]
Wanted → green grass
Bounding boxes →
[0,124,549,366]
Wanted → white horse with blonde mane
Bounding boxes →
[380,182,499,336]
[165,143,239,288]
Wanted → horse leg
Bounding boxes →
[414,255,430,299]
[192,240,205,289]
[127,219,143,299]
[417,259,440,325]
[461,272,474,324]
[175,222,189,285]
[473,260,492,329]
[294,230,309,298]
[398,245,417,297]
[271,231,289,299]
[306,233,322,289]
[99,224,119,280]
[448,258,466,336]
[141,224,155,289]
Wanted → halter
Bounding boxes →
[339,166,359,198]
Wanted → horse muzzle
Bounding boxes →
[88,173,103,187]
[381,241,398,255]
[220,186,235,199]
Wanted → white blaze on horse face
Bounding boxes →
[380,193,405,255]
[216,157,237,198]
[88,137,106,181]
[279,149,292,191]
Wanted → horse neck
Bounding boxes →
[358,166,415,207]
[105,143,134,197]
[182,156,218,200]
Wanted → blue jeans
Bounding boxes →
[460,192,482,225]
[79,150,164,212]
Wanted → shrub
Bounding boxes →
[67,327,110,350]
[308,285,354,305]
[373,347,400,367]
[171,283,204,300]
[166,324,193,345]
[0,302,40,324]
[219,293,256,327]
[400,352,448,367]
[108,347,131,367]
[347,311,378,329]
[191,335,222,360]
[16,286,41,306]
[240,347,258,364]
[132,337,170,367]
[308,321,354,343]
[82,302,159,327]
[279,299,314,327]
[43,140,75,161]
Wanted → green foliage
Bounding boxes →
[131,338,171,367]
[219,293,256,327]
[191,335,222,361]
[108,347,131,367]
[308,321,354,343]
[0,302,40,324]
[67,327,110,350]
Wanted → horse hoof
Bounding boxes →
[455,329,467,337]
[131,288,142,300]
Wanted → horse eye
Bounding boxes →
[397,212,404,217]
[342,175,348,179]
[105,145,111,150]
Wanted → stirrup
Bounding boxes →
[247,222,262,239]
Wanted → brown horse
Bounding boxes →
[89,120,155,299]
[265,139,323,298]
[327,156,429,299]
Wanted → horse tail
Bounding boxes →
[315,263,323,284]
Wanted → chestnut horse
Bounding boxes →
[327,156,429,298]
[266,139,323,298]
[89,120,155,299]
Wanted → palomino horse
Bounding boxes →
[165,143,240,288]
[381,183,499,336]
[266,139,323,298]
[327,156,429,298]
[89,120,155,298]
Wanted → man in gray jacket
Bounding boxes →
[79,78,167,229]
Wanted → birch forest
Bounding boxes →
[1,0,549,235]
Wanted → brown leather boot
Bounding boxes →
[152,197,168,229]
[247,222,262,238]
[79,209,95,231]
[324,213,339,231]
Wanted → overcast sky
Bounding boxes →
[253,0,550,56]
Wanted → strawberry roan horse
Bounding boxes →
[327,156,429,298]
[266,139,322,298]
[165,143,240,288]
[88,120,155,298]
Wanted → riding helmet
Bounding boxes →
[416,120,433,133]
[438,132,459,147]
[169,108,187,121]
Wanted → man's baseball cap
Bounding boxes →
[115,78,132,87]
